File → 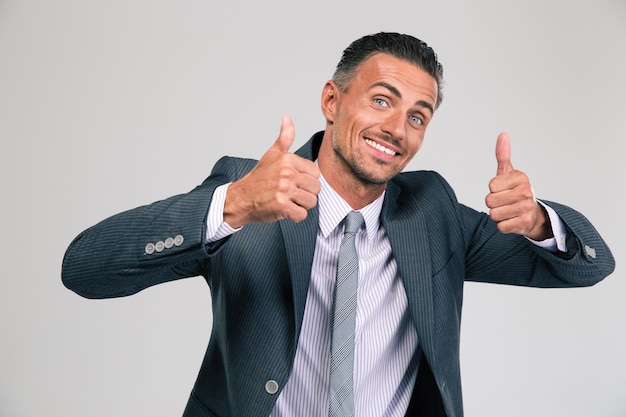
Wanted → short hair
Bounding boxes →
[332,32,444,109]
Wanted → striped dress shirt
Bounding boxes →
[207,174,420,417]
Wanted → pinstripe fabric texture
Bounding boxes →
[62,133,615,417]
[269,175,419,417]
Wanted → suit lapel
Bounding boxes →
[278,133,323,339]
[381,181,435,358]
[279,207,319,339]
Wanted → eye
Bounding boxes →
[373,97,389,107]
[409,115,424,125]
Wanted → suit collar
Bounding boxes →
[294,130,323,161]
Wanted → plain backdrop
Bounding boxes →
[1,0,624,416]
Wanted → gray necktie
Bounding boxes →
[329,210,364,417]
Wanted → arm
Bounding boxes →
[62,116,320,299]
[61,156,254,299]
[463,200,614,287]
[464,132,614,287]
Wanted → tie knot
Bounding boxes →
[344,211,364,235]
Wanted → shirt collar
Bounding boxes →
[317,172,385,242]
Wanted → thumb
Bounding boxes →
[272,115,295,153]
[495,132,514,175]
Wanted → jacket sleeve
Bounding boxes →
[462,199,615,288]
[61,156,257,299]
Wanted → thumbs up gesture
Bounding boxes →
[223,115,321,228]
[485,133,552,240]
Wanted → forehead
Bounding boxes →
[350,53,438,105]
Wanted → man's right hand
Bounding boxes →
[223,115,321,228]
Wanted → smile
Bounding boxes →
[364,138,397,156]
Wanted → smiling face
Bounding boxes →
[318,53,438,205]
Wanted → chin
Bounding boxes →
[353,167,396,185]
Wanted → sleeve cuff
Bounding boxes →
[525,200,567,253]
[205,183,242,243]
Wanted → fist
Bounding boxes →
[224,116,321,228]
[485,133,551,240]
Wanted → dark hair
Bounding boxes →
[333,32,444,109]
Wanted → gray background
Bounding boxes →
[1,0,625,416]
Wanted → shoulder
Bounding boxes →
[390,170,457,203]
[202,155,259,184]
[384,171,465,232]
[387,170,470,232]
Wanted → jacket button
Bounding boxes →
[145,243,155,255]
[174,235,184,246]
[265,380,279,395]
[164,237,174,249]
[155,241,165,252]
[584,245,596,259]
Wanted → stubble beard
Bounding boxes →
[330,129,392,186]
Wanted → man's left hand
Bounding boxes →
[485,132,553,240]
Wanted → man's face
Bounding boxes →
[324,53,438,185]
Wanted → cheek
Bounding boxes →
[406,135,424,156]
[341,103,369,129]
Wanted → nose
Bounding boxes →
[380,110,406,140]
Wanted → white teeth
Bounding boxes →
[365,138,396,155]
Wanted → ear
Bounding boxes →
[320,81,339,124]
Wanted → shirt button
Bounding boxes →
[265,380,279,395]
[145,243,155,255]
[174,235,184,247]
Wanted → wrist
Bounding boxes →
[223,180,250,229]
[526,202,553,241]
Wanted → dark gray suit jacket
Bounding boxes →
[62,132,615,417]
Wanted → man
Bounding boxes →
[62,32,614,417]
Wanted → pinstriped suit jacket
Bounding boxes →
[62,132,615,417]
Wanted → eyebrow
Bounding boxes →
[371,82,434,115]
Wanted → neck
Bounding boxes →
[317,133,386,210]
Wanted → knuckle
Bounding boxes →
[312,180,321,195]
[274,193,291,211]
[290,208,307,223]
[278,164,295,179]
[276,177,294,193]
[304,194,318,210]
[520,187,534,200]
[488,208,500,222]
[496,222,509,234]
[488,178,498,193]
[521,198,535,212]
